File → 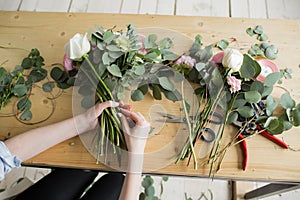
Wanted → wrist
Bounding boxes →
[126,152,144,173]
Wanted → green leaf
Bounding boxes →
[103,31,114,44]
[102,52,111,65]
[240,54,261,79]
[162,176,168,182]
[266,96,279,116]
[265,45,278,60]
[17,97,31,111]
[145,186,155,197]
[42,82,55,92]
[262,86,273,98]
[131,89,144,101]
[133,65,145,76]
[138,84,148,95]
[257,33,268,41]
[107,64,122,78]
[81,95,94,109]
[280,93,295,109]
[267,118,284,134]
[0,67,7,82]
[250,81,264,94]
[253,25,264,35]
[237,106,255,118]
[264,72,281,87]
[158,77,174,91]
[106,45,121,51]
[21,57,32,69]
[157,37,173,49]
[163,90,182,102]
[246,27,255,36]
[152,85,162,100]
[28,68,48,83]
[13,84,27,97]
[291,109,300,126]
[142,176,153,188]
[226,111,238,124]
[144,34,157,49]
[57,82,71,89]
[216,39,229,50]
[245,91,262,103]
[139,193,146,200]
[20,110,32,121]
[50,67,64,81]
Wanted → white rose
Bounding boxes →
[222,48,243,72]
[64,33,91,60]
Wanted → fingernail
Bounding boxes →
[117,113,122,117]
[111,101,119,107]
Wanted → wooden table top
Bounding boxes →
[0,11,300,182]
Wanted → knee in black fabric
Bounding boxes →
[14,168,98,200]
[81,172,125,200]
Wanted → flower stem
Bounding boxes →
[181,81,198,170]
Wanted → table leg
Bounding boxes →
[244,183,300,199]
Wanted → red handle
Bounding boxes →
[256,125,289,149]
[238,134,248,171]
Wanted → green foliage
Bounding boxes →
[139,175,168,200]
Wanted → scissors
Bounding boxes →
[156,112,223,143]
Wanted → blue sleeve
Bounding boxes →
[0,141,21,181]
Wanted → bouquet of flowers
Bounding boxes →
[62,24,299,173]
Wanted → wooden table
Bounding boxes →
[1,11,300,184]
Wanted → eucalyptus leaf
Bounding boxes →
[245,91,262,103]
[246,27,255,36]
[133,65,145,76]
[216,39,229,50]
[158,77,175,91]
[265,45,278,60]
[152,85,162,100]
[240,54,261,79]
[102,52,111,65]
[103,31,114,44]
[20,110,32,121]
[262,86,273,98]
[17,97,31,111]
[42,82,55,92]
[227,111,238,124]
[0,67,7,82]
[280,93,295,109]
[13,84,27,97]
[163,90,182,102]
[138,84,148,95]
[21,57,32,69]
[257,33,268,41]
[57,82,71,89]
[50,67,64,81]
[131,89,144,101]
[291,109,300,126]
[107,64,122,78]
[250,81,264,94]
[253,25,264,34]
[106,45,121,52]
[237,106,255,118]
[28,68,47,83]
[145,186,155,197]
[264,72,281,87]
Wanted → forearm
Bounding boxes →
[119,154,144,200]
[4,117,78,161]
[119,172,142,200]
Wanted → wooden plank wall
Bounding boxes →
[0,0,299,21]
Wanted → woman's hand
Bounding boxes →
[118,106,150,154]
[75,101,120,134]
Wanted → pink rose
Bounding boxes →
[137,34,148,55]
[226,75,241,93]
[63,54,73,71]
[175,55,196,68]
[211,51,224,65]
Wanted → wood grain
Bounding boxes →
[0,11,300,182]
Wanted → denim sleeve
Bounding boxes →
[0,141,21,181]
